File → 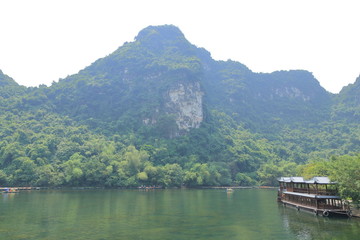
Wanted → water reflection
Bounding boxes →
[278,204,360,240]
[1,189,359,240]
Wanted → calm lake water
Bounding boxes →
[1,189,359,240]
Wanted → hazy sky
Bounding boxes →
[1,0,359,93]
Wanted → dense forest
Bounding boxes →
[0,25,359,200]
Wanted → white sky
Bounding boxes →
[0,0,359,93]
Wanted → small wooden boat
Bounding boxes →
[2,188,19,193]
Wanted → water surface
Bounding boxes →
[0,189,359,239]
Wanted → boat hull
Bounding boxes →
[279,200,352,217]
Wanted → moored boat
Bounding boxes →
[1,187,19,193]
[278,177,352,217]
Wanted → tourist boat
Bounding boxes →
[226,188,234,192]
[278,177,352,217]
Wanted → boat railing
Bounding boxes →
[318,203,344,210]
[292,188,308,194]
[290,188,338,196]
[317,189,338,196]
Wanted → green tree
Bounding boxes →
[0,170,8,185]
[11,157,37,186]
[62,152,85,185]
[160,164,183,187]
[257,161,297,186]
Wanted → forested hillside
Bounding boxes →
[1,25,359,188]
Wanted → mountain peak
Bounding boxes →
[135,25,185,43]
[133,25,192,53]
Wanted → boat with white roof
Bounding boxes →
[278,176,352,217]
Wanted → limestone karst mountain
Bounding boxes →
[35,25,333,136]
[0,25,359,187]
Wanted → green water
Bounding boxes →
[0,189,359,240]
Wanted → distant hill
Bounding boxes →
[0,70,18,87]
[332,76,360,121]
[0,25,359,187]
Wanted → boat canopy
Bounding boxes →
[278,176,336,184]
[283,191,341,199]
[305,177,337,184]
[278,177,304,183]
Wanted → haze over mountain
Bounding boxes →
[0,25,359,187]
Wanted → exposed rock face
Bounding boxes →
[165,82,203,132]
[273,87,311,101]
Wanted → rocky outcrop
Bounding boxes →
[272,87,311,101]
[165,82,203,132]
